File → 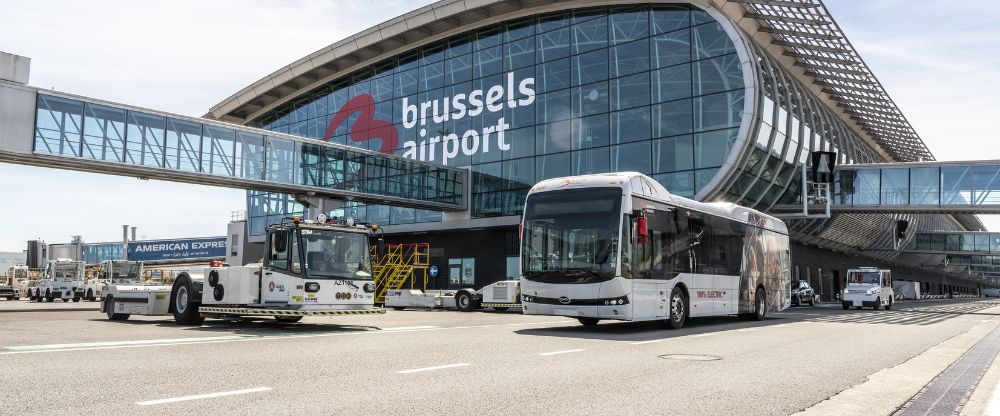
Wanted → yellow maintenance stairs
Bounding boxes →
[371,243,429,305]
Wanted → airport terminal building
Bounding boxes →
[205,0,982,298]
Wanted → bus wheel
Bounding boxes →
[842,302,849,310]
[753,290,767,321]
[577,317,600,326]
[666,288,687,330]
[873,298,881,310]
[104,296,130,321]
[455,292,475,312]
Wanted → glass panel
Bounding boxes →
[652,99,693,137]
[82,103,126,162]
[909,167,939,205]
[572,49,608,86]
[973,166,1000,205]
[942,166,972,205]
[692,21,735,60]
[651,29,691,68]
[654,171,694,197]
[610,8,649,44]
[693,54,743,96]
[651,5,690,35]
[611,142,651,174]
[652,64,692,103]
[572,114,609,150]
[572,146,610,175]
[880,168,909,205]
[266,136,297,184]
[572,15,608,54]
[165,118,203,172]
[126,111,166,168]
[854,169,880,205]
[694,128,735,169]
[535,152,571,181]
[610,72,650,111]
[610,38,650,78]
[652,135,693,173]
[610,107,651,144]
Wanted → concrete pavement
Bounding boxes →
[1,298,998,415]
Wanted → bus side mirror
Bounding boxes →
[636,216,649,245]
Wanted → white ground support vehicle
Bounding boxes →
[10,266,30,299]
[79,260,143,301]
[0,274,15,300]
[101,217,385,324]
[385,279,522,312]
[842,267,894,310]
[519,172,791,329]
[34,260,85,302]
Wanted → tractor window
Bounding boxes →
[290,230,302,274]
[268,230,289,270]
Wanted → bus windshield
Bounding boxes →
[848,271,881,285]
[521,187,622,284]
[302,229,372,280]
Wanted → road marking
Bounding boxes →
[397,363,470,374]
[136,387,271,406]
[737,328,759,332]
[539,348,585,356]
[0,320,572,356]
[691,333,716,338]
[629,340,663,345]
[770,324,788,328]
[988,378,1000,416]
[4,335,247,351]
[381,325,439,331]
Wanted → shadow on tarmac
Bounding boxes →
[87,317,382,336]
[515,314,797,342]
[514,299,1000,341]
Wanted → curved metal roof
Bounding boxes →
[205,0,933,164]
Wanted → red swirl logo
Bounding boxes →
[322,94,398,154]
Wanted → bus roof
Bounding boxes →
[527,172,787,234]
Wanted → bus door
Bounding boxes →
[625,201,671,320]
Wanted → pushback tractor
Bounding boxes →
[101,217,385,324]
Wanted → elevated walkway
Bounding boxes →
[829,160,1000,213]
[0,82,466,212]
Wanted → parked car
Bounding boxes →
[791,280,815,306]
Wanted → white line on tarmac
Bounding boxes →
[0,320,573,356]
[737,328,759,332]
[136,387,272,406]
[4,335,247,351]
[397,363,470,374]
[691,333,716,338]
[629,340,663,345]
[381,325,439,331]
[988,379,1000,416]
[539,348,585,356]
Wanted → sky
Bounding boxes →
[0,0,998,251]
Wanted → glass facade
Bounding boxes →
[832,165,1000,208]
[81,243,124,265]
[31,94,466,218]
[713,44,883,213]
[906,233,1000,254]
[251,4,747,226]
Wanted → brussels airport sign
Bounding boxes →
[127,237,227,262]
[324,71,535,165]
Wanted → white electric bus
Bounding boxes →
[520,172,791,329]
